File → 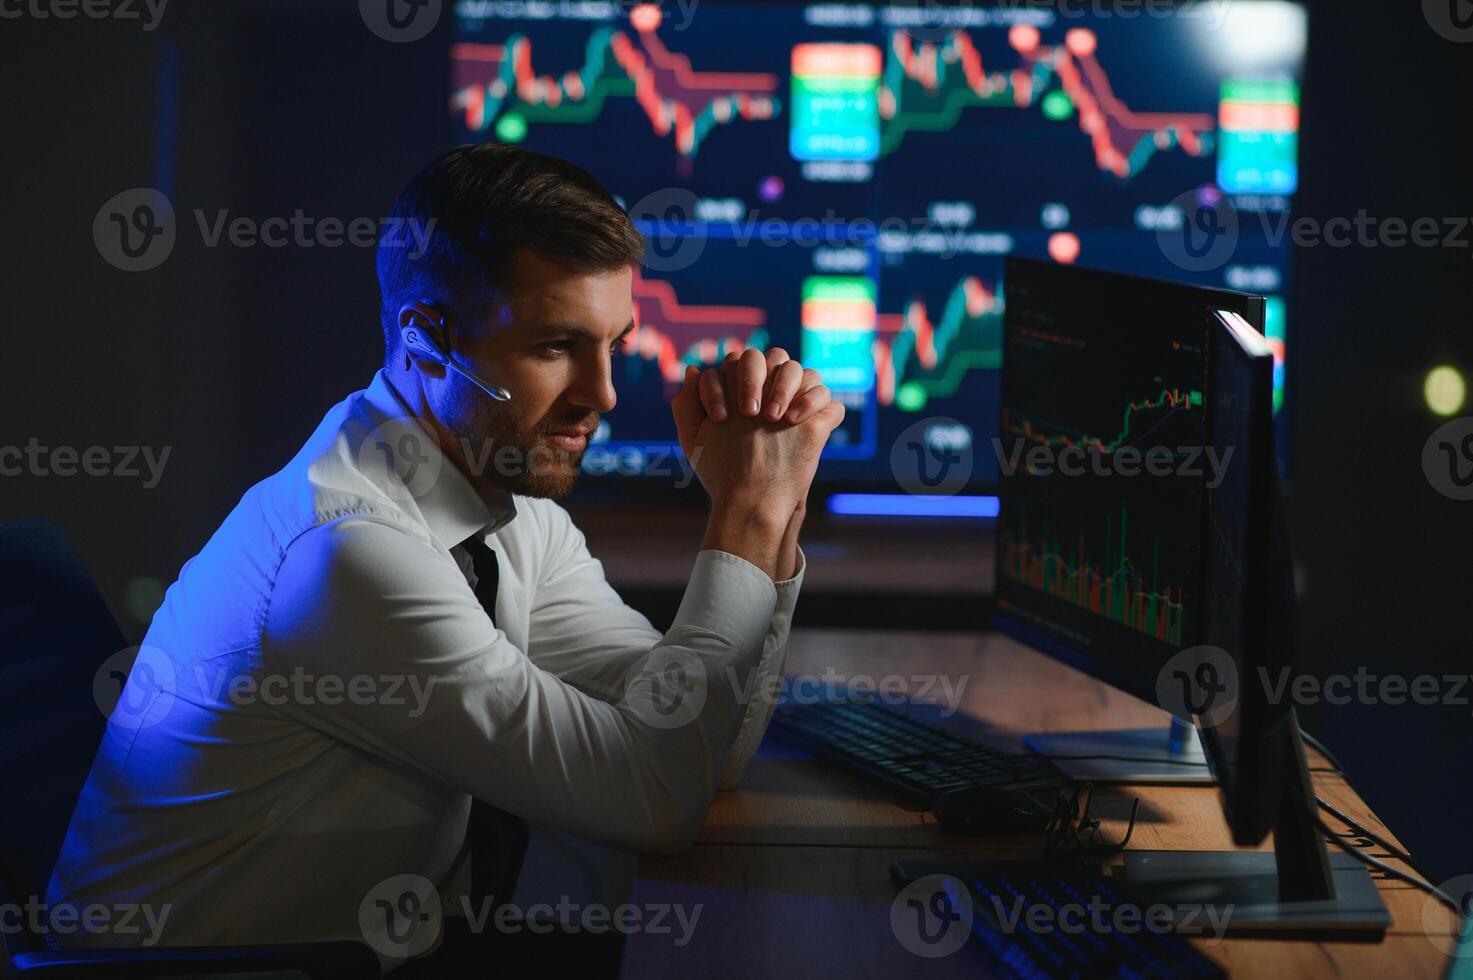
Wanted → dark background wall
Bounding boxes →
[3,1,1470,883]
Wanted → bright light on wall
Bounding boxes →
[1424,365,1467,416]
[1215,2,1308,68]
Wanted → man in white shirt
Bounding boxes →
[47,143,843,974]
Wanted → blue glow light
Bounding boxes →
[826,493,999,518]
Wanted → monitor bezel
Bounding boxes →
[1195,307,1292,846]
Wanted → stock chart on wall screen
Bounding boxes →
[450,1,1304,489]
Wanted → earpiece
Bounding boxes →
[400,315,511,403]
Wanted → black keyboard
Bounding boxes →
[961,864,1224,979]
[889,866,1225,978]
[768,699,1063,804]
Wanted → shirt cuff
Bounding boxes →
[716,546,804,790]
[772,545,805,609]
[670,549,779,660]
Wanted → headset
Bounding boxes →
[400,313,511,402]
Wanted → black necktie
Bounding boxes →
[458,534,528,922]
[461,534,501,621]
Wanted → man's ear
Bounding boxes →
[398,301,450,379]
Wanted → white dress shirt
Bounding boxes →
[47,370,803,968]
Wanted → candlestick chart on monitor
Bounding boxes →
[996,270,1208,649]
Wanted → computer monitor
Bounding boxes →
[448,0,1305,495]
[1120,307,1389,934]
[1197,308,1289,842]
[994,256,1261,783]
[994,260,1389,932]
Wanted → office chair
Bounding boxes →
[0,517,381,978]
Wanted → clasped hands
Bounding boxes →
[671,348,844,580]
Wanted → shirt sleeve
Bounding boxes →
[523,504,804,789]
[260,514,779,854]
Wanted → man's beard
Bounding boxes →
[458,398,598,500]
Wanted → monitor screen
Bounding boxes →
[993,258,1261,705]
[450,0,1305,489]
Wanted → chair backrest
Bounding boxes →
[0,517,126,904]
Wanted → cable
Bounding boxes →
[1315,796,1432,876]
[1281,765,1461,914]
[1292,725,1442,881]
[1297,727,1348,777]
[1315,811,1460,913]
[1292,725,1451,899]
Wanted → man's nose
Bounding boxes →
[568,354,617,413]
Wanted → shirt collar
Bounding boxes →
[359,370,517,548]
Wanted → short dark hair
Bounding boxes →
[376,143,644,358]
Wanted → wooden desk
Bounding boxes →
[625,629,1461,978]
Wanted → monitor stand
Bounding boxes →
[1024,716,1213,784]
[1123,716,1390,936]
